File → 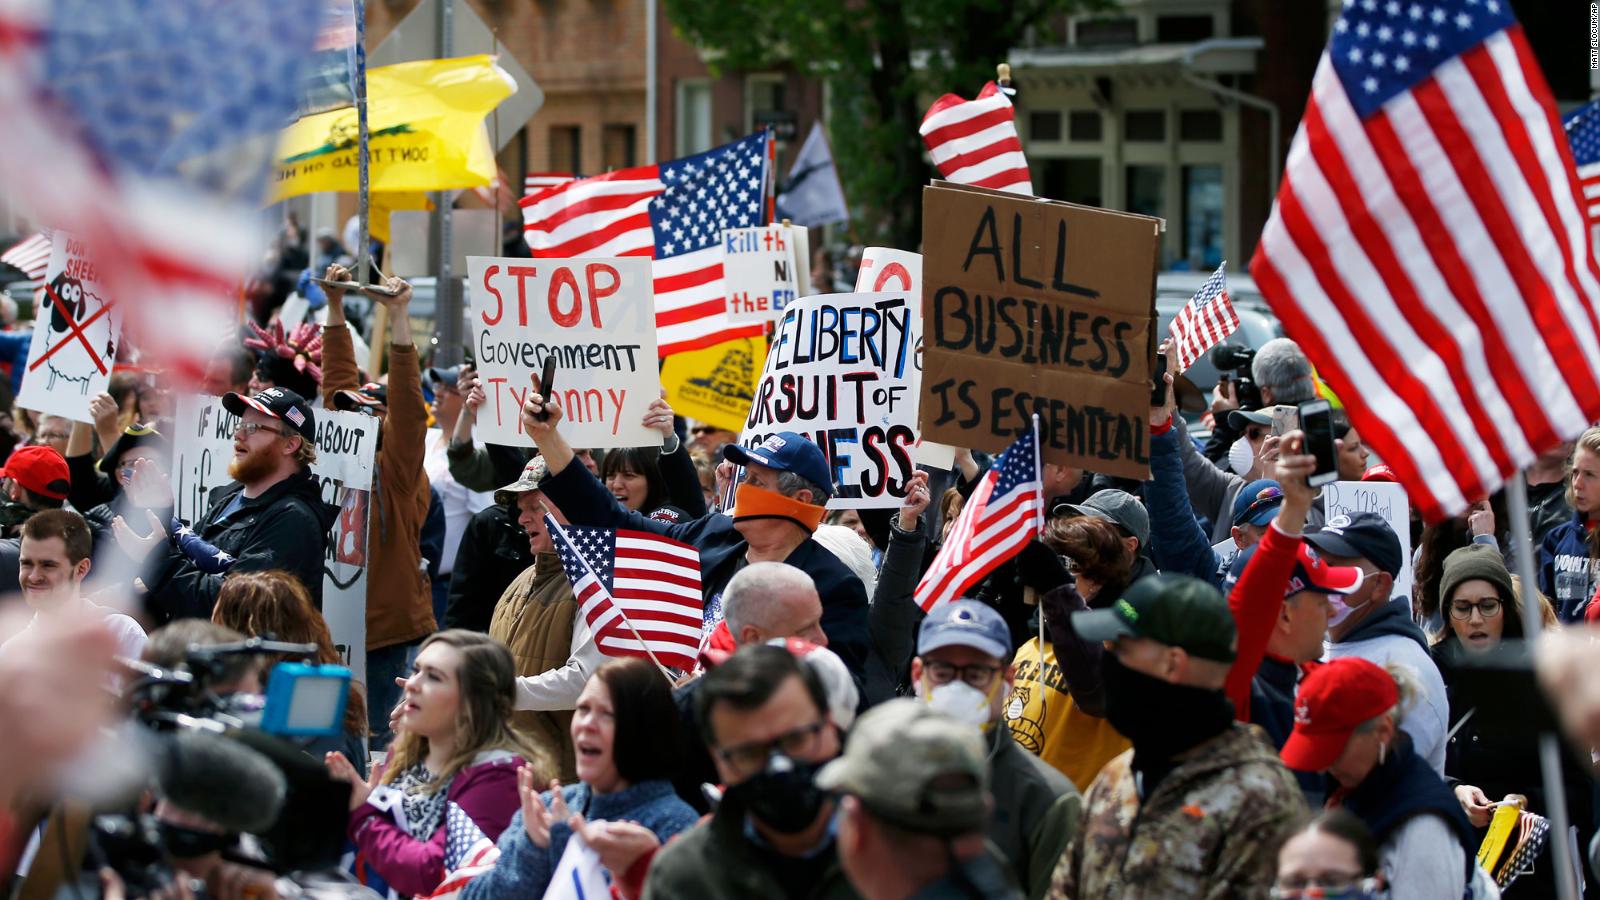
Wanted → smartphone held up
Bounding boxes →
[1297,399,1339,487]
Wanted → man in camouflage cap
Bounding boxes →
[819,698,1022,900]
[1048,574,1306,898]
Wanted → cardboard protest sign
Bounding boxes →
[852,247,956,471]
[466,256,660,448]
[663,336,769,433]
[172,395,378,680]
[723,225,802,324]
[739,291,920,508]
[16,233,123,423]
[1322,480,1415,601]
[919,182,1161,479]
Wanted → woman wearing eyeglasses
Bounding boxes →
[1273,810,1384,900]
[1431,544,1589,896]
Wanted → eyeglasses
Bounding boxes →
[36,431,69,442]
[1270,876,1382,899]
[923,660,1002,690]
[234,421,290,439]
[1449,598,1503,620]
[715,720,827,776]
[690,425,722,436]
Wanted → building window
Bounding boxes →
[1156,15,1216,43]
[1035,158,1102,208]
[550,125,581,173]
[602,124,636,171]
[676,80,713,157]
[1124,110,1165,142]
[1183,165,1224,270]
[1075,17,1138,47]
[1124,165,1164,220]
[745,74,786,135]
[1068,111,1102,142]
[1030,111,1062,142]
[1179,110,1223,142]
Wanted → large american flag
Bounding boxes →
[919,81,1033,194]
[546,516,704,671]
[0,233,50,280]
[914,418,1045,613]
[0,0,321,381]
[422,804,498,900]
[1564,100,1600,232]
[519,132,774,357]
[1249,0,1600,522]
[1169,262,1239,371]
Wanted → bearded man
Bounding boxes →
[136,386,337,623]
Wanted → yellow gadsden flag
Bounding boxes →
[662,336,768,433]
[272,55,514,202]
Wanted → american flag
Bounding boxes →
[1168,262,1239,371]
[1564,100,1600,231]
[421,804,499,900]
[1249,0,1600,522]
[0,0,321,382]
[525,172,577,195]
[519,132,774,357]
[914,417,1045,613]
[546,516,704,671]
[919,82,1033,195]
[0,233,50,280]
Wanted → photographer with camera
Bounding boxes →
[1206,338,1318,467]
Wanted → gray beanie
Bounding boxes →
[1439,544,1515,615]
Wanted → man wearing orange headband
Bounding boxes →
[521,383,870,678]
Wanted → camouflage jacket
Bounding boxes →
[1048,722,1306,900]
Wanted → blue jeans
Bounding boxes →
[366,639,420,752]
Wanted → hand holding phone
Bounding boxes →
[533,356,557,422]
[1150,353,1170,408]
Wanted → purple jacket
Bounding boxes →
[349,752,525,897]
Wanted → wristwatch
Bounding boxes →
[659,432,681,456]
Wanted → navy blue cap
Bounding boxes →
[1231,479,1284,528]
[1304,512,1403,578]
[723,432,834,498]
[917,600,1010,660]
[223,386,316,442]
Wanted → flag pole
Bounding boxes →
[353,0,370,288]
[613,611,678,685]
[1506,474,1580,899]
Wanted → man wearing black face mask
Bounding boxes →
[1047,575,1306,899]
[643,644,858,900]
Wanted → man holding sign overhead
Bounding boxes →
[522,382,870,678]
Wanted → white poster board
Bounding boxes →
[1322,480,1415,602]
[171,395,378,680]
[852,248,956,471]
[466,256,660,448]
[17,232,123,423]
[738,291,920,509]
[723,225,803,324]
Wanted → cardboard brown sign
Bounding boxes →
[918,182,1161,479]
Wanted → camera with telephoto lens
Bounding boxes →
[1209,343,1263,412]
[80,638,377,898]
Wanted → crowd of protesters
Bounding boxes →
[3,262,1600,900]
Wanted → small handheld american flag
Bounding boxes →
[914,416,1045,613]
[1168,262,1239,371]
[422,804,499,900]
[919,82,1033,195]
[546,516,704,672]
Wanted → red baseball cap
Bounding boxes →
[1360,464,1399,483]
[1,444,71,500]
[1280,657,1398,772]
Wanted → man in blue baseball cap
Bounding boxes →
[912,599,1079,898]
[520,389,869,678]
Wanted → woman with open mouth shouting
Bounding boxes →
[460,657,700,899]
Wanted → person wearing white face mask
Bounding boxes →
[911,599,1080,900]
